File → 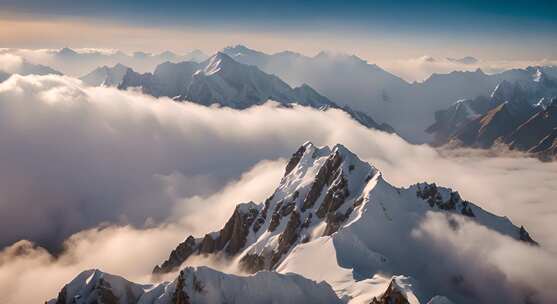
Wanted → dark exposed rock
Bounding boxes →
[172,271,191,304]
[323,212,346,236]
[96,278,120,304]
[369,280,410,304]
[268,200,285,232]
[416,183,444,208]
[316,175,349,218]
[199,234,216,254]
[156,203,260,274]
[519,226,538,245]
[217,205,259,255]
[272,211,301,267]
[191,274,204,293]
[418,184,476,218]
[284,145,306,176]
[154,236,198,274]
[323,207,354,236]
[239,253,266,273]
[302,151,343,211]
[460,200,475,217]
[301,213,313,229]
[280,201,296,217]
[54,286,67,304]
[439,191,460,210]
[253,195,274,233]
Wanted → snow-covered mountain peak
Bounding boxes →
[198,52,239,76]
[151,143,536,304]
[50,266,341,304]
[80,63,131,87]
[222,45,264,57]
[47,269,152,304]
[49,144,540,303]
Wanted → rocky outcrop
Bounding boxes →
[153,236,197,274]
[519,226,538,245]
[53,286,67,304]
[172,271,191,304]
[427,80,557,160]
[302,150,343,211]
[154,203,259,274]
[416,183,474,217]
[50,266,341,304]
[272,210,302,267]
[284,145,306,176]
[370,280,410,304]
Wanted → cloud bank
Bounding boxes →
[382,56,557,82]
[0,74,555,303]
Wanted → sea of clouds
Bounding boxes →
[0,74,555,303]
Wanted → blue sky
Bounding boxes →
[2,0,557,60]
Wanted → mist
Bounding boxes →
[0,74,556,303]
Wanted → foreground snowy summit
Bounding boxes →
[48,266,341,304]
[51,142,538,304]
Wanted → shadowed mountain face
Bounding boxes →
[427,77,557,159]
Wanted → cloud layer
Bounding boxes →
[0,75,556,303]
[382,56,557,82]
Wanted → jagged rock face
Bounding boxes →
[52,143,540,304]
[370,280,410,304]
[416,183,475,217]
[172,271,191,304]
[154,203,259,274]
[155,142,376,274]
[154,142,535,282]
[427,79,557,158]
[529,127,557,160]
[506,100,557,154]
[154,236,197,274]
[284,145,306,176]
[50,266,341,304]
[49,269,148,304]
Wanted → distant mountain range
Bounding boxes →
[49,143,538,303]
[427,79,557,160]
[220,46,557,143]
[82,52,395,133]
[0,59,61,82]
[4,45,557,156]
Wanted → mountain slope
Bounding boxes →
[506,99,557,152]
[48,267,342,304]
[117,52,393,133]
[0,59,62,82]
[153,142,536,303]
[80,63,131,87]
[428,79,557,157]
[222,45,557,143]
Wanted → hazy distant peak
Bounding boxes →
[222,44,265,56]
[58,47,78,56]
[447,56,479,64]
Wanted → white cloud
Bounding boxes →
[413,212,557,303]
[382,56,557,82]
[0,74,555,303]
[0,54,23,74]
